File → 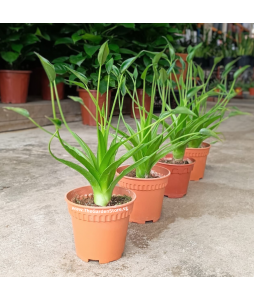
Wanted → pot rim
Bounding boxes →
[0,70,32,74]
[65,185,136,210]
[158,156,195,166]
[176,53,188,59]
[186,142,210,150]
[116,165,170,181]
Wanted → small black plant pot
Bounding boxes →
[223,57,234,67]
[237,55,251,68]
[193,57,204,67]
[251,57,254,67]
[208,57,216,69]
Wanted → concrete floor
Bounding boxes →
[0,101,254,277]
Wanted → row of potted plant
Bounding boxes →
[3,41,249,264]
[194,31,254,69]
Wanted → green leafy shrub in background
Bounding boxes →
[0,23,43,70]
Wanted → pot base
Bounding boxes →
[185,143,210,181]
[116,165,170,224]
[65,186,136,264]
[156,155,195,198]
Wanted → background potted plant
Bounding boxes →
[114,46,211,219]
[185,58,250,180]
[3,42,164,264]
[248,81,254,95]
[154,43,218,197]
[236,32,254,68]
[0,23,41,103]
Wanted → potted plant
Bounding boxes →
[0,24,41,103]
[231,80,248,96]
[114,46,212,219]
[185,58,250,180]
[3,42,164,263]
[154,44,219,197]
[248,81,254,95]
[236,32,254,68]
[221,36,237,67]
[54,25,129,126]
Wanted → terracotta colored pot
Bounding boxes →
[0,70,31,103]
[207,96,214,102]
[116,165,170,224]
[249,88,254,96]
[130,89,151,119]
[185,142,211,181]
[41,70,64,100]
[235,88,243,96]
[78,89,111,126]
[156,155,195,198]
[174,53,188,82]
[65,185,136,264]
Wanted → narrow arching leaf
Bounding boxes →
[106,58,113,74]
[199,128,221,140]
[120,77,126,96]
[35,52,56,82]
[133,67,138,80]
[187,86,203,98]
[152,52,164,66]
[225,58,239,71]
[68,96,84,105]
[48,132,100,189]
[120,57,137,73]
[46,117,62,128]
[141,64,152,80]
[112,65,120,78]
[98,41,109,66]
[159,68,167,84]
[197,65,204,82]
[65,66,88,85]
[214,56,223,65]
[3,107,29,118]
[234,65,251,79]
[172,106,196,117]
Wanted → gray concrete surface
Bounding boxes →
[0,101,254,277]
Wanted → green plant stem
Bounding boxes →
[50,82,56,119]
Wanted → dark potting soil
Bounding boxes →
[125,169,161,178]
[71,194,132,207]
[160,158,189,165]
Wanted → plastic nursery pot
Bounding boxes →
[78,89,111,126]
[251,57,254,68]
[249,88,254,96]
[116,165,170,224]
[237,55,251,68]
[235,88,243,96]
[0,70,31,104]
[156,155,195,198]
[130,89,151,119]
[185,142,211,181]
[193,57,204,67]
[41,70,64,100]
[223,57,233,67]
[65,185,136,264]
